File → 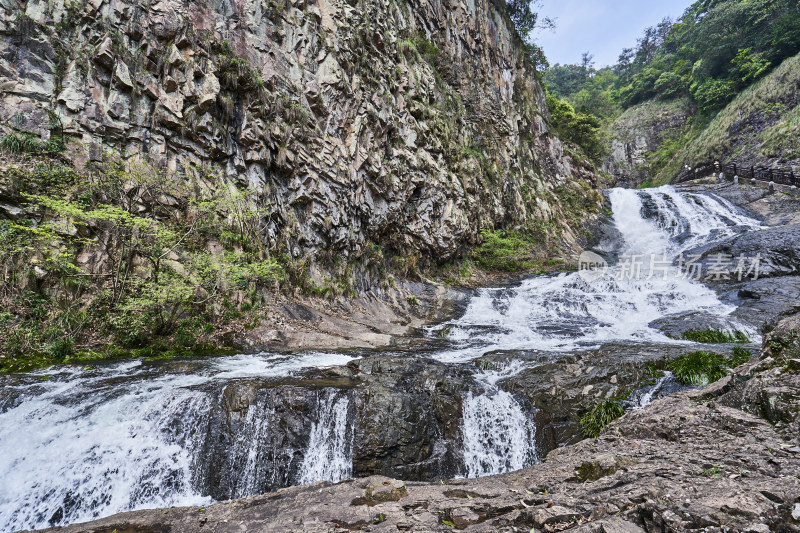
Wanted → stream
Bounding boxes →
[0,186,764,532]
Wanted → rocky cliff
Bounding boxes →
[602,98,693,189]
[0,0,597,264]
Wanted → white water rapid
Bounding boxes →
[462,362,538,477]
[298,390,354,484]
[0,185,762,531]
[0,354,354,532]
[432,186,761,363]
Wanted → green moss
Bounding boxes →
[579,399,625,438]
[682,329,750,344]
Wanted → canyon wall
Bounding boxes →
[0,0,598,270]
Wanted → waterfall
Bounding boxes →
[461,362,538,478]
[462,389,535,477]
[431,186,761,363]
[298,390,353,484]
[0,373,212,532]
[0,185,767,530]
[0,355,356,532]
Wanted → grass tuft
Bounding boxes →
[668,351,729,386]
[579,399,625,438]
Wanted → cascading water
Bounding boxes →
[0,185,765,531]
[0,355,355,532]
[431,186,761,363]
[298,390,353,484]
[461,363,537,477]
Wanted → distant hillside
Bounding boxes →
[605,52,800,187]
[543,0,800,186]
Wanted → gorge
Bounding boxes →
[4,183,799,532]
[1,0,800,531]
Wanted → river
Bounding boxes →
[0,186,763,532]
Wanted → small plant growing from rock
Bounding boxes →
[682,329,750,344]
[668,351,729,385]
[579,399,625,438]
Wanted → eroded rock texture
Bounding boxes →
[0,0,598,263]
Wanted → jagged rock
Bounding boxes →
[0,0,600,267]
[603,99,693,188]
[114,62,134,91]
[93,36,114,69]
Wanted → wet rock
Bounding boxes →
[351,356,473,481]
[685,224,800,279]
[496,343,700,448]
[649,311,738,339]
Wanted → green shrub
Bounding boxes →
[472,229,535,272]
[667,351,729,386]
[691,78,736,114]
[580,399,625,438]
[546,93,605,162]
[49,337,74,359]
[0,133,65,155]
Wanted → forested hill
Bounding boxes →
[542,0,800,186]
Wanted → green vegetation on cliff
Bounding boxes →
[0,152,287,372]
[544,0,800,184]
[547,0,800,114]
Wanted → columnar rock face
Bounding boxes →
[0,0,596,264]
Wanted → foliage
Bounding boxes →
[682,329,749,344]
[667,351,729,385]
[580,399,625,438]
[504,0,553,70]
[690,78,736,114]
[729,346,753,367]
[546,93,606,161]
[472,229,538,272]
[545,0,800,116]
[0,153,288,372]
[398,35,440,63]
[0,132,65,156]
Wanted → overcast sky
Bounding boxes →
[535,0,694,67]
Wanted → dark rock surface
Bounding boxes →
[684,224,800,279]
[186,355,477,499]
[492,343,717,450]
[648,311,745,339]
[351,356,473,481]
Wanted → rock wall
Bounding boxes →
[0,0,597,269]
[602,97,693,188]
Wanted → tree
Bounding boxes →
[580,52,595,80]
[505,0,555,69]
[505,0,554,41]
[615,47,635,82]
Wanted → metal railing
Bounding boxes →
[674,161,799,187]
